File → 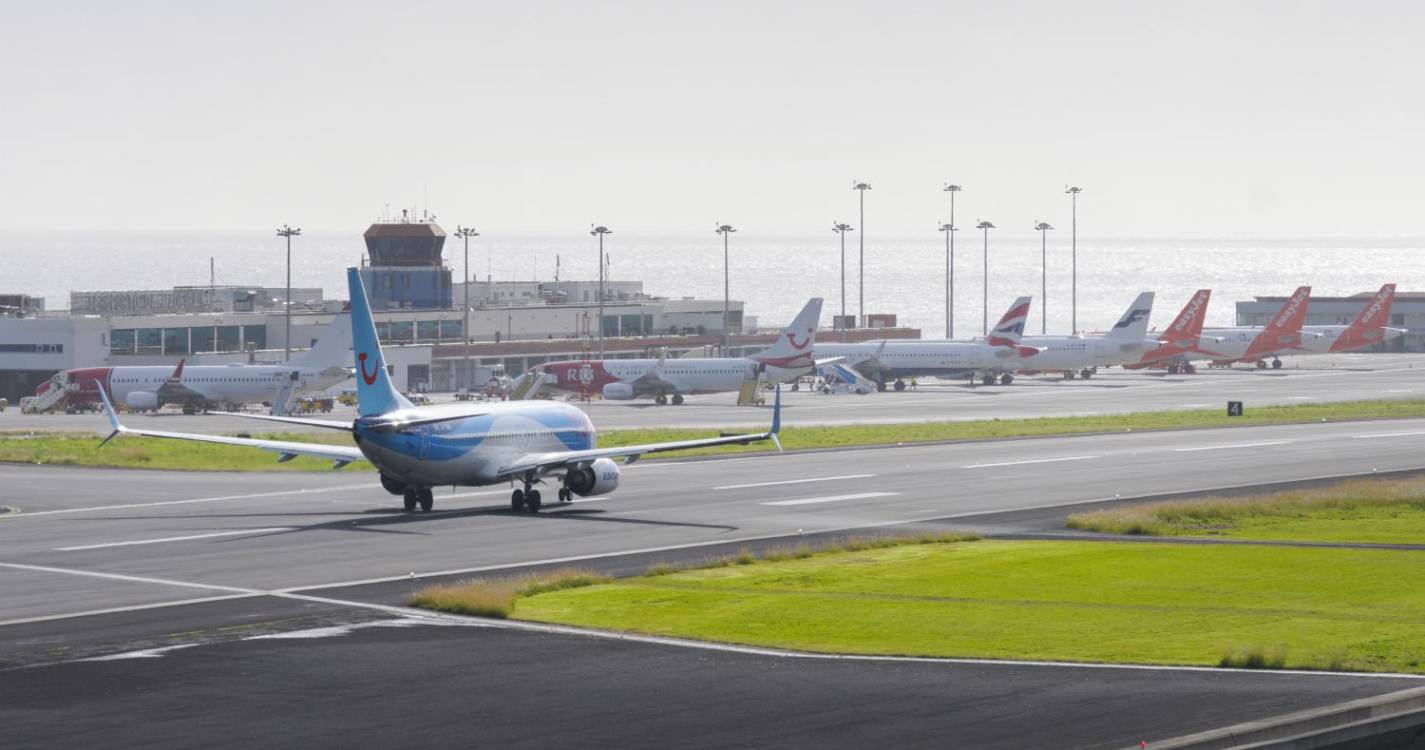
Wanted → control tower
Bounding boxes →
[358,210,453,310]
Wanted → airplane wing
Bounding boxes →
[97,387,364,469]
[207,411,354,431]
[494,388,783,478]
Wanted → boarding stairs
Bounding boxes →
[27,377,68,413]
[736,369,767,406]
[270,379,299,416]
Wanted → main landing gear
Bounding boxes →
[982,374,995,385]
[510,472,570,513]
[1000,373,1014,385]
[653,393,686,406]
[402,486,434,512]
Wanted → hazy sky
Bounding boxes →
[2,1,1421,236]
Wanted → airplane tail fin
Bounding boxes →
[1331,284,1397,352]
[1104,292,1155,340]
[347,268,413,416]
[1242,286,1311,361]
[1160,289,1211,345]
[749,298,823,370]
[166,359,186,385]
[986,296,1032,347]
[295,313,354,370]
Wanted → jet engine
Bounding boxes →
[601,382,635,400]
[565,458,620,497]
[125,391,160,411]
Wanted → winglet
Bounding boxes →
[96,385,126,448]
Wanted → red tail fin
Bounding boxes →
[1137,289,1212,365]
[1331,284,1396,352]
[168,358,186,383]
[1161,289,1211,344]
[1242,286,1310,361]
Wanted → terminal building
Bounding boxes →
[0,217,915,401]
[1235,291,1423,352]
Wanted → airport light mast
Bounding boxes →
[943,183,961,338]
[276,224,301,362]
[454,226,480,389]
[1035,221,1054,334]
[832,222,854,342]
[976,220,995,335]
[853,182,871,326]
[1066,186,1082,332]
[715,223,737,354]
[590,225,612,358]
[939,222,957,339]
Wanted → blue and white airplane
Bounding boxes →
[98,267,782,514]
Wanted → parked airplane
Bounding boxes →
[1010,293,1159,379]
[515,298,823,404]
[43,315,353,414]
[97,268,782,514]
[1190,286,1316,368]
[1134,284,1404,372]
[1127,289,1216,373]
[813,296,1040,388]
[1215,284,1405,363]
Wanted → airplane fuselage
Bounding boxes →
[58,364,348,408]
[353,400,597,487]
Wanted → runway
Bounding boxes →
[5,352,1423,433]
[5,417,1425,747]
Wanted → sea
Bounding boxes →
[4,230,1420,336]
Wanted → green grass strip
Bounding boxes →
[511,539,1425,673]
[1067,475,1425,544]
[3,398,1424,472]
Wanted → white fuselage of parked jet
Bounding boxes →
[106,364,350,409]
[1013,334,1162,370]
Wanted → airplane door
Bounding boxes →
[419,429,431,460]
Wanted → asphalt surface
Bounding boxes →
[5,351,1423,432]
[5,417,1425,747]
[5,622,1417,750]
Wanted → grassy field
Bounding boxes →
[1067,475,1425,544]
[506,540,1425,673]
[0,431,368,472]
[3,398,1424,472]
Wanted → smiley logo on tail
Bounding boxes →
[358,352,380,386]
[786,330,812,350]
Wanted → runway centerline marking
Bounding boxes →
[1173,441,1293,453]
[2,483,373,519]
[715,474,875,491]
[1353,431,1425,440]
[963,456,1099,469]
[56,527,297,552]
[761,492,900,507]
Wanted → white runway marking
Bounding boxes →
[3,483,372,519]
[56,527,296,552]
[1353,430,1425,440]
[760,492,900,507]
[1173,441,1293,453]
[0,562,254,594]
[715,474,875,491]
[963,456,1099,469]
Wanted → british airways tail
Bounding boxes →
[1104,292,1155,341]
[750,298,823,370]
[347,268,413,416]
[986,296,1032,347]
